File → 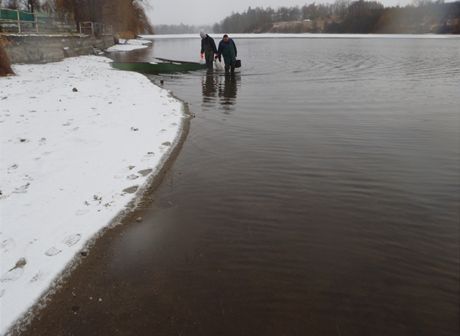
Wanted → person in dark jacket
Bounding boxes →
[200,32,218,70]
[217,34,237,74]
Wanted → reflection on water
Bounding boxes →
[201,71,218,102]
[202,71,240,111]
[105,37,459,336]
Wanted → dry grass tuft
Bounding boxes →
[0,44,14,77]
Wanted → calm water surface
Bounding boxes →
[26,37,460,335]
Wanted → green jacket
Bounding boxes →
[217,39,237,64]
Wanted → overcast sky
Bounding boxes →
[146,0,424,25]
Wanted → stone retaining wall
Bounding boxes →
[0,34,114,64]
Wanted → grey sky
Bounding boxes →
[147,0,422,25]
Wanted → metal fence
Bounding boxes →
[0,8,111,35]
[79,21,112,36]
[0,8,37,33]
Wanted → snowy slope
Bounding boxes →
[106,39,152,52]
[0,56,184,334]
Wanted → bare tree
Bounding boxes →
[24,0,41,12]
[3,0,20,9]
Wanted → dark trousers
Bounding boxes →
[225,61,236,74]
[205,51,214,70]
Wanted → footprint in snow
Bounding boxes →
[127,174,139,180]
[45,247,62,257]
[123,186,138,194]
[142,152,155,162]
[30,271,45,283]
[1,238,15,253]
[13,183,30,194]
[138,169,153,177]
[63,234,81,247]
[0,289,5,298]
[7,164,18,173]
[45,234,81,257]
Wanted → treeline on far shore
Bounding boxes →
[153,23,213,35]
[212,0,460,34]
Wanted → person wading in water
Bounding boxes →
[200,32,218,70]
[216,34,237,74]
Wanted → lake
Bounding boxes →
[22,36,460,336]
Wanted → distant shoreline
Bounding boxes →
[141,33,460,40]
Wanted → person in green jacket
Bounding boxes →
[216,34,237,74]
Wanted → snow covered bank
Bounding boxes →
[106,39,152,52]
[0,56,185,334]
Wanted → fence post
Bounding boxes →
[91,22,94,36]
[35,14,39,33]
[16,10,21,34]
[79,22,82,34]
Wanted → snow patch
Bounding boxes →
[0,55,184,334]
[106,39,152,52]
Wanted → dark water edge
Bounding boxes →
[17,37,460,336]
